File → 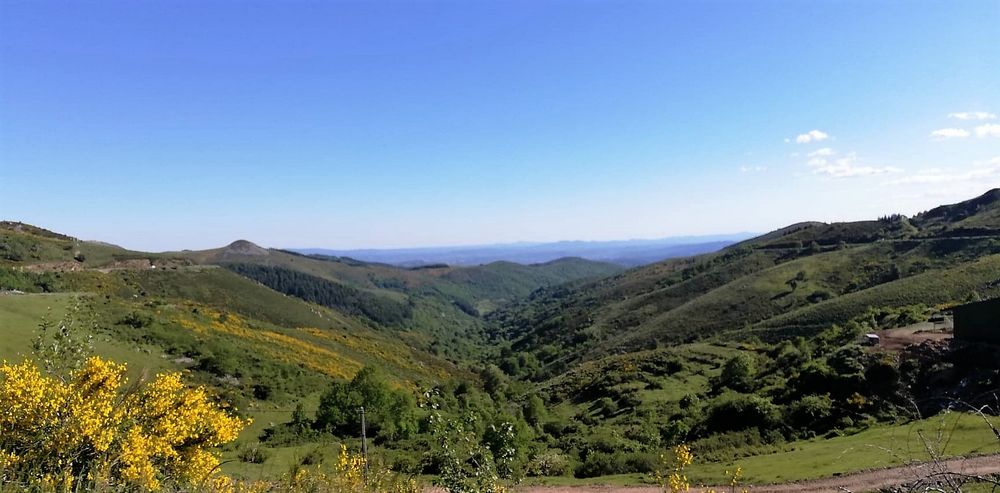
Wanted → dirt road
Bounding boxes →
[876,323,952,352]
[426,454,1000,493]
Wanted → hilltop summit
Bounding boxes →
[222,240,269,257]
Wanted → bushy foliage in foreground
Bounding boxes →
[0,357,248,491]
[0,356,422,493]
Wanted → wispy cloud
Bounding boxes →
[794,129,829,144]
[887,156,1000,185]
[807,147,835,157]
[930,128,970,139]
[948,111,997,121]
[740,165,767,173]
[975,123,1000,138]
[807,151,901,178]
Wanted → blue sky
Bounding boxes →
[1,1,998,251]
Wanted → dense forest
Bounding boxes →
[223,263,413,326]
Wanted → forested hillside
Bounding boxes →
[488,189,1000,373]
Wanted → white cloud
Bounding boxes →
[930,128,971,139]
[888,157,1000,185]
[808,147,835,157]
[740,165,767,173]
[795,129,829,144]
[807,152,901,178]
[974,156,1000,168]
[948,111,997,121]
[975,123,1000,138]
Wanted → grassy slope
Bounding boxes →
[703,411,1000,484]
[492,189,1000,368]
[752,253,1000,338]
[623,241,1000,347]
[180,243,623,361]
[0,226,153,268]
[103,267,460,383]
[524,412,999,487]
[0,226,466,385]
[1,222,621,391]
[0,293,177,379]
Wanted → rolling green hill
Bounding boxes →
[177,240,622,311]
[4,189,1000,486]
[0,220,624,387]
[0,220,629,481]
[172,238,622,359]
[488,189,1000,373]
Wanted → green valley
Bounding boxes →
[3,190,1000,490]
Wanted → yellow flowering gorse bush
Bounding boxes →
[278,445,418,493]
[0,356,249,491]
[654,444,747,493]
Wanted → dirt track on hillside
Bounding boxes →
[426,454,1000,493]
[876,323,952,352]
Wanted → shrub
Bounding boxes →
[660,420,691,445]
[595,397,618,417]
[575,451,618,477]
[786,394,834,432]
[119,311,153,329]
[807,290,835,303]
[283,445,420,493]
[0,357,248,490]
[526,450,572,477]
[714,353,757,392]
[237,442,271,464]
[574,450,658,478]
[704,392,780,432]
[300,445,329,466]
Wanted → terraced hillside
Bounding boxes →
[488,189,1000,374]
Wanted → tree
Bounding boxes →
[314,367,418,441]
[715,353,757,392]
[523,394,546,427]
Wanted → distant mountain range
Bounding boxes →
[292,233,755,267]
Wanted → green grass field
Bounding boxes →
[695,411,1000,484]
[522,412,1000,487]
[0,293,73,361]
[0,293,175,379]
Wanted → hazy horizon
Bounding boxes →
[5,188,993,252]
[77,228,753,254]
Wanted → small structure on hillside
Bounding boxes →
[863,333,880,346]
[953,298,1000,344]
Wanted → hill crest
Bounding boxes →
[222,240,269,257]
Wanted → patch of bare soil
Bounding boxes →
[22,261,87,272]
[878,324,952,352]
